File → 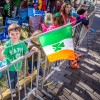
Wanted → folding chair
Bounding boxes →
[0,26,8,42]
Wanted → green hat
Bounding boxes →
[54,12,60,17]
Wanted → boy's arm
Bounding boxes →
[0,53,5,61]
[0,46,5,61]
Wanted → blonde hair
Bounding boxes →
[8,23,21,34]
[45,13,52,23]
[30,30,42,44]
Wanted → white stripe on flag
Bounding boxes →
[43,38,74,55]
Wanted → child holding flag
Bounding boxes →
[27,30,44,77]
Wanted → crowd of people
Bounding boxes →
[0,0,92,27]
[0,0,94,32]
[0,0,94,97]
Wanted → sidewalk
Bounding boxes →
[36,2,100,100]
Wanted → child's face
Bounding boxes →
[53,19,58,26]
[5,0,9,3]
[9,30,21,43]
[46,14,52,21]
[65,5,71,14]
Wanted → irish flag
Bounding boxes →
[38,25,75,62]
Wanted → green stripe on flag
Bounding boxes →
[38,25,72,47]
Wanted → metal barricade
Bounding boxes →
[0,51,40,100]
[73,4,96,48]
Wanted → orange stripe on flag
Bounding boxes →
[47,50,75,62]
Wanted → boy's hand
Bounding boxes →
[0,46,4,53]
[31,46,38,52]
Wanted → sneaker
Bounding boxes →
[16,84,22,90]
[12,89,16,97]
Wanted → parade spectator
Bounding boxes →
[71,0,78,10]
[49,0,57,14]
[13,0,22,17]
[41,0,47,11]
[27,30,43,77]
[0,23,38,97]
[40,13,52,32]
[1,0,14,25]
[70,2,81,20]
[0,23,28,97]
[45,13,52,25]
[33,0,38,10]
[21,0,28,8]
[47,12,64,31]
[56,0,62,12]
[60,3,77,25]
[38,0,42,10]
[77,8,94,32]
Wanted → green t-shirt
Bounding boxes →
[13,0,22,6]
[4,3,11,16]
[3,40,28,71]
[45,20,52,25]
[4,3,10,10]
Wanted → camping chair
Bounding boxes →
[0,26,8,42]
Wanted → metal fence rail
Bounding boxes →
[73,6,96,49]
[0,2,96,100]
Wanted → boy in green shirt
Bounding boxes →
[0,23,38,97]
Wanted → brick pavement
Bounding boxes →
[38,3,100,100]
